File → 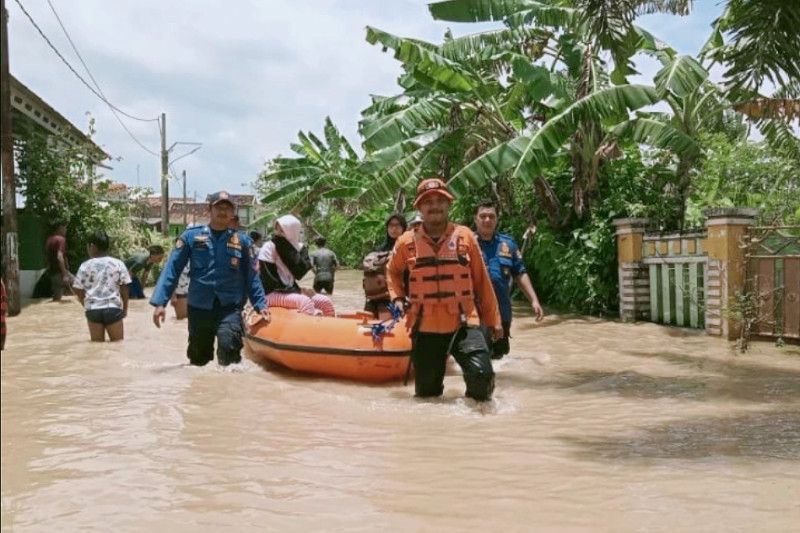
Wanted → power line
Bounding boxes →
[13,0,160,125]
[43,0,159,156]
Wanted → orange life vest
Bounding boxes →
[406,226,478,329]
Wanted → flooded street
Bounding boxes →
[2,269,799,531]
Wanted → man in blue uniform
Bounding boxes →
[150,191,270,366]
[474,200,544,359]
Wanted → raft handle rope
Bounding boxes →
[370,301,403,343]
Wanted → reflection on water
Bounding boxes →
[3,270,800,531]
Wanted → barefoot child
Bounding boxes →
[72,231,132,342]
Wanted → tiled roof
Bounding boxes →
[204,193,256,205]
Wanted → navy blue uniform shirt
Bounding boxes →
[150,225,267,311]
[476,232,526,323]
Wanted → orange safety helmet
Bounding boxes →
[413,177,455,208]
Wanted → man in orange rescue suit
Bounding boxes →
[386,178,503,402]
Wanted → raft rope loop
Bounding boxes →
[370,302,403,343]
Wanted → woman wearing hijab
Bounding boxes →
[257,215,335,316]
[363,213,407,317]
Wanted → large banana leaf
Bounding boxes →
[450,84,660,190]
[321,187,365,199]
[365,26,437,53]
[322,117,343,158]
[359,129,460,204]
[261,162,321,182]
[428,0,541,22]
[438,26,552,62]
[295,131,324,163]
[448,134,533,194]
[360,95,456,151]
[307,132,328,155]
[505,3,578,29]
[396,41,480,92]
[261,177,317,204]
[612,117,702,159]
[654,55,708,98]
[429,0,576,30]
[366,27,479,92]
[632,25,676,65]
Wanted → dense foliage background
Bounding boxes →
[14,121,166,270]
[255,0,799,315]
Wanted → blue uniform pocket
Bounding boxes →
[191,243,211,271]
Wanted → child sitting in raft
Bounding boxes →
[257,214,335,316]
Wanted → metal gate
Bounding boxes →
[747,226,800,339]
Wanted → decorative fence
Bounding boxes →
[613,208,782,340]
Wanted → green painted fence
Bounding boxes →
[645,259,706,328]
[642,232,708,329]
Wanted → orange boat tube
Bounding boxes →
[244,307,412,382]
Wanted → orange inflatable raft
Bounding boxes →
[244,307,412,382]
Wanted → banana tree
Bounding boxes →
[358,25,544,212]
[371,1,684,220]
[256,117,369,232]
[609,53,723,228]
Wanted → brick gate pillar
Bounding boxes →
[703,207,758,339]
[613,218,650,322]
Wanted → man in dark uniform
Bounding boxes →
[474,200,544,359]
[150,191,270,366]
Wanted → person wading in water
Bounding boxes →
[474,200,544,359]
[385,178,502,402]
[150,191,270,366]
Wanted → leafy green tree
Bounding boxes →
[14,128,148,268]
[361,0,705,227]
[257,117,387,243]
[254,0,799,314]
[686,133,800,226]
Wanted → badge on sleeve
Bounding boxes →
[499,241,512,257]
[175,238,184,249]
[227,232,242,250]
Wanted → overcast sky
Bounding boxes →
[8,0,721,201]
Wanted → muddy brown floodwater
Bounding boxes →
[2,270,799,531]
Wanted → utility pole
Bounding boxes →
[182,169,187,226]
[159,112,169,236]
[1,0,20,316]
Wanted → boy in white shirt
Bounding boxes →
[72,231,132,341]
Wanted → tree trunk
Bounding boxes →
[675,158,693,231]
[533,176,566,228]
